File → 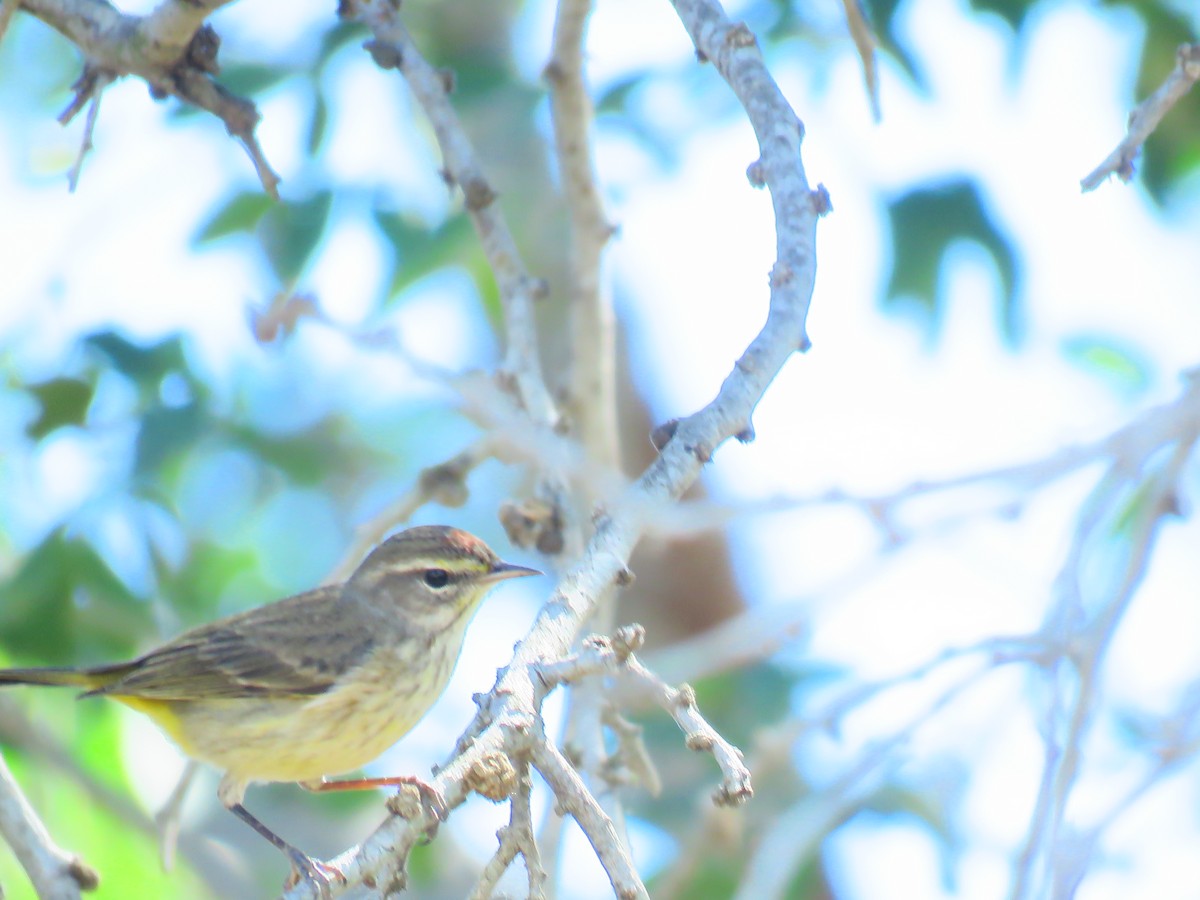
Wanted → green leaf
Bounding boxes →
[26,377,94,438]
[884,179,1021,344]
[373,208,477,300]
[862,0,926,89]
[316,21,367,67]
[228,418,375,486]
[134,403,209,477]
[1061,334,1152,397]
[159,539,262,622]
[85,332,188,390]
[218,62,294,97]
[308,90,330,156]
[195,191,276,244]
[596,73,647,115]
[968,0,1030,32]
[0,531,146,662]
[258,190,333,284]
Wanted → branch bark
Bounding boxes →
[281,0,822,894]
[0,753,98,900]
[1081,42,1200,192]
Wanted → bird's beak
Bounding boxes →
[485,562,541,582]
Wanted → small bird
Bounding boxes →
[0,525,538,890]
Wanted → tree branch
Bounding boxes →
[531,740,647,900]
[17,0,279,194]
[278,0,820,894]
[0,752,98,900]
[546,0,619,470]
[1081,42,1200,192]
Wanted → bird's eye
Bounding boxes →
[423,569,450,588]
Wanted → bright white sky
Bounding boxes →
[3,0,1200,898]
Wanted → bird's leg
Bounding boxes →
[302,775,449,823]
[228,802,344,893]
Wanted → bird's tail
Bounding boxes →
[0,663,134,690]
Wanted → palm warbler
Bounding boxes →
[0,525,538,890]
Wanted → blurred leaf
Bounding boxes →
[689,662,796,749]
[0,530,146,662]
[75,696,136,793]
[26,377,94,438]
[1110,478,1157,539]
[884,179,1020,344]
[865,782,957,851]
[374,208,476,300]
[449,58,517,105]
[229,418,377,486]
[862,0,926,88]
[407,841,438,887]
[761,0,803,44]
[1061,334,1152,396]
[195,191,276,244]
[159,539,262,622]
[316,21,368,67]
[258,189,333,284]
[649,856,741,900]
[85,332,188,392]
[469,255,504,327]
[596,73,647,115]
[220,63,294,97]
[308,90,330,155]
[135,402,209,477]
[968,0,1030,32]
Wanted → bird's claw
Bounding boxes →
[283,852,345,897]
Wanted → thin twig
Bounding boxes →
[736,660,993,897]
[343,0,555,426]
[1081,42,1200,191]
[468,759,546,900]
[840,0,880,121]
[1010,397,1200,900]
[22,0,279,194]
[325,439,495,583]
[539,626,754,806]
[154,761,199,871]
[647,369,1200,542]
[65,70,111,192]
[531,740,648,900]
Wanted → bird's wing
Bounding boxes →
[87,587,378,700]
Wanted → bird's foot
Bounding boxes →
[282,850,346,897]
[385,777,447,841]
